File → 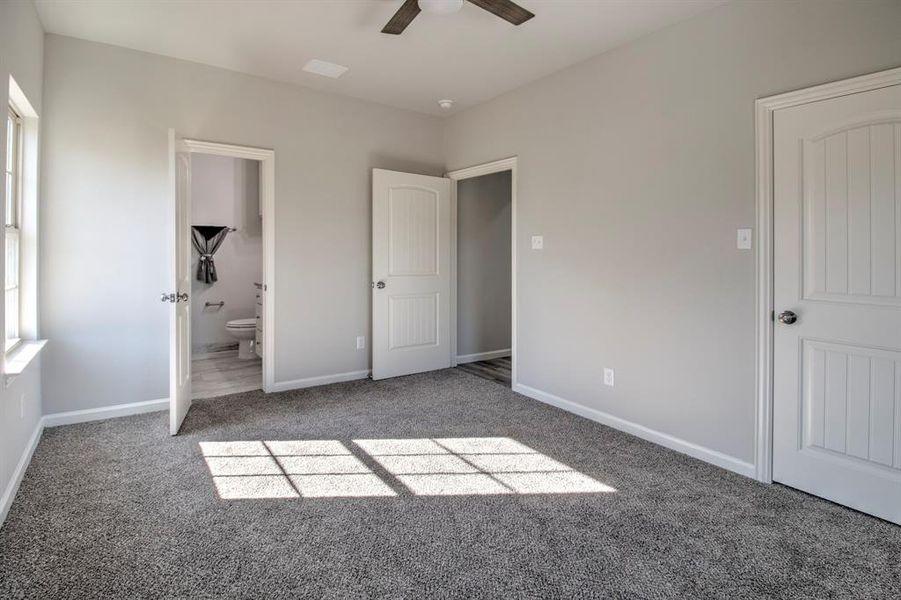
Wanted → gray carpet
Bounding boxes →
[1,369,899,599]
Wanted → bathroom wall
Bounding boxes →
[191,154,262,354]
[456,171,511,359]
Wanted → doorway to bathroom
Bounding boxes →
[190,151,262,399]
[167,133,275,434]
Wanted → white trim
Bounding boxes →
[269,369,371,393]
[0,418,42,527]
[514,383,756,479]
[449,177,458,366]
[179,139,274,162]
[446,157,518,385]
[177,138,276,394]
[754,66,901,484]
[3,339,47,387]
[42,398,168,428]
[447,157,518,180]
[8,77,40,342]
[455,349,511,364]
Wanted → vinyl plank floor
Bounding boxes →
[456,356,511,387]
[191,350,261,399]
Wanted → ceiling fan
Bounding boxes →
[382,0,534,35]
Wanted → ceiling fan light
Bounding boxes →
[418,0,464,16]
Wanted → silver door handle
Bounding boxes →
[777,310,797,324]
[177,292,189,302]
[375,281,386,289]
[161,293,176,303]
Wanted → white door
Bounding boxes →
[372,169,451,380]
[773,83,901,524]
[168,130,192,434]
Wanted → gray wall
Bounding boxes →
[456,171,511,357]
[190,154,262,353]
[0,0,44,520]
[40,34,445,414]
[443,0,901,465]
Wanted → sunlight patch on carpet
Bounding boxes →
[200,437,615,499]
[357,437,616,496]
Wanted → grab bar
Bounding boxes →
[204,301,225,308]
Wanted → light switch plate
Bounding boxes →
[603,368,615,387]
[356,336,365,350]
[737,228,752,250]
[531,235,544,250]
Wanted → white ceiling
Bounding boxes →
[35,0,724,116]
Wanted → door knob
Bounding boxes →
[161,293,176,303]
[777,310,798,325]
[177,292,189,302]
[376,281,386,289]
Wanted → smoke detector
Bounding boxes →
[438,99,455,110]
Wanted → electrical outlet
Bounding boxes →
[603,368,615,387]
[356,336,365,350]
[531,235,544,250]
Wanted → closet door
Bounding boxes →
[371,169,451,380]
[772,83,901,524]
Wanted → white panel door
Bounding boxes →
[169,131,192,434]
[372,169,451,380]
[773,83,901,524]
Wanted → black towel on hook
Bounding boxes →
[191,226,230,283]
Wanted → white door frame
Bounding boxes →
[446,157,518,387]
[179,138,277,393]
[754,66,901,483]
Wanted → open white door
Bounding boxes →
[773,83,901,524]
[168,130,192,434]
[372,169,451,380]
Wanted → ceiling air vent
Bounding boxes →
[302,59,349,79]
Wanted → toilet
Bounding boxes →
[226,318,257,359]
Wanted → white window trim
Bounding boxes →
[5,104,22,353]
[3,76,45,381]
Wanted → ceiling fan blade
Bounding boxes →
[466,0,534,26]
[382,0,422,35]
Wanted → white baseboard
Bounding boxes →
[3,398,170,526]
[0,418,43,527]
[43,398,169,428]
[270,369,370,393]
[512,383,756,479]
[455,349,512,364]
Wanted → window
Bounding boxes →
[5,105,22,351]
